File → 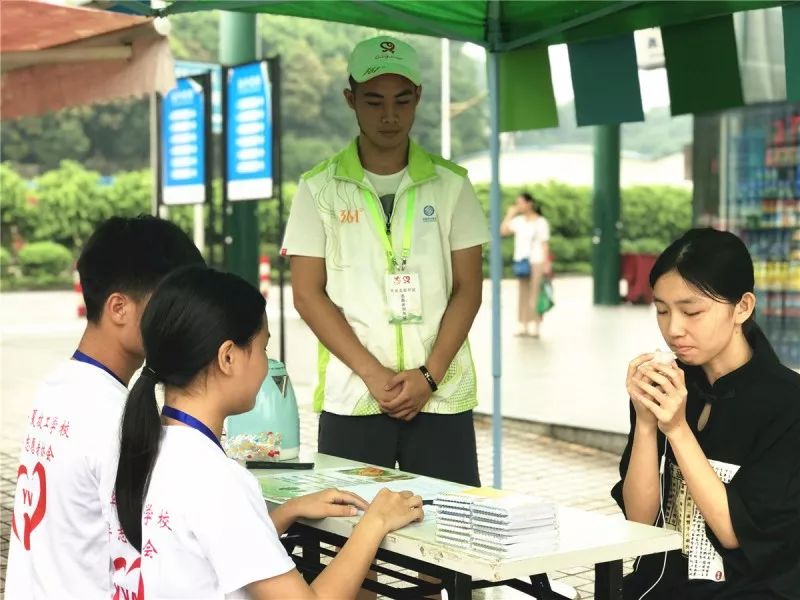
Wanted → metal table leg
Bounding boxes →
[595,559,623,600]
[444,571,473,600]
[530,574,556,600]
[299,537,321,584]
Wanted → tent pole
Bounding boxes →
[150,91,159,217]
[440,38,451,159]
[592,124,621,305]
[487,49,502,489]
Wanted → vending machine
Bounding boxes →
[703,102,800,368]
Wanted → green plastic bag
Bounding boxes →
[537,278,554,314]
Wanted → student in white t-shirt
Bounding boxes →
[500,192,551,337]
[114,266,425,600]
[4,216,205,600]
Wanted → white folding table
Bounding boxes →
[256,453,681,599]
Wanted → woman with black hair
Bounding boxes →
[114,265,424,599]
[612,228,800,599]
[500,192,551,337]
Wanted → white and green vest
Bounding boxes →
[296,139,483,416]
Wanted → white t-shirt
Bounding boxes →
[140,426,295,599]
[509,215,550,264]
[4,360,141,600]
[365,168,406,221]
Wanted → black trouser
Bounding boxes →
[318,410,481,486]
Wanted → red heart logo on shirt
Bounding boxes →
[113,556,145,600]
[12,462,47,550]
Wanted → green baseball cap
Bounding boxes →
[348,36,422,86]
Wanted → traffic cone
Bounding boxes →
[73,265,86,318]
[259,255,271,300]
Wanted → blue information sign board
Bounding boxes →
[174,61,222,133]
[225,61,273,201]
[161,77,206,205]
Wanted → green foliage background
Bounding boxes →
[0,12,689,181]
[472,181,691,276]
[1,161,691,286]
[0,12,693,288]
[0,13,488,183]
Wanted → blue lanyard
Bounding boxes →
[71,350,125,387]
[161,405,224,453]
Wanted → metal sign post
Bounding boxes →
[222,57,284,361]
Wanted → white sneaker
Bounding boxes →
[513,323,526,336]
[527,322,540,338]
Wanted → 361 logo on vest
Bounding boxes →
[339,209,361,224]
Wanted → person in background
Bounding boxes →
[114,265,424,599]
[500,192,551,337]
[613,228,800,599]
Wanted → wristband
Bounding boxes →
[419,365,438,392]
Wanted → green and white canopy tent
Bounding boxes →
[108,0,800,486]
[113,1,793,52]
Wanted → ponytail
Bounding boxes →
[114,369,162,552]
[743,318,781,364]
[113,266,266,551]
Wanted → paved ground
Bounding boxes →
[0,278,649,599]
[268,276,661,436]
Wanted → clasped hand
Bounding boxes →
[363,366,433,421]
[626,353,689,437]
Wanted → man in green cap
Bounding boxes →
[283,35,488,487]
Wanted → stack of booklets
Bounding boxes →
[434,487,559,558]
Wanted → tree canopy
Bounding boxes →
[1,12,488,181]
[1,12,692,179]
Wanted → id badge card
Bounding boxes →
[385,272,423,324]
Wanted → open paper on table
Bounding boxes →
[257,466,469,505]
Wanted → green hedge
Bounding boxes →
[1,162,691,283]
[0,247,11,278]
[17,241,73,277]
[2,241,75,290]
[1,161,153,253]
[474,181,691,277]
[160,178,293,271]
[2,273,74,291]
[1,163,36,244]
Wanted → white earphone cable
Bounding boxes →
[636,437,670,600]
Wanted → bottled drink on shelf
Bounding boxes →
[726,103,800,367]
